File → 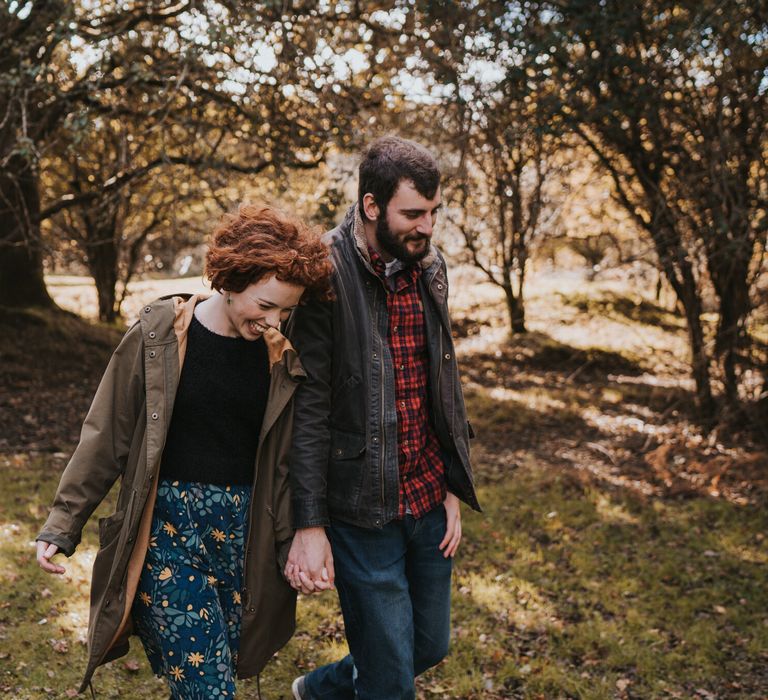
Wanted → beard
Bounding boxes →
[375,215,431,265]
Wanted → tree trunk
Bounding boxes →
[86,236,120,323]
[677,267,717,422]
[503,283,527,335]
[0,156,54,308]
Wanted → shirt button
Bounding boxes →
[372,436,379,444]
[399,364,405,370]
[144,306,151,313]
[149,350,156,358]
[335,448,343,456]
[148,331,156,339]
[400,401,406,408]
[393,325,399,333]
[151,412,159,420]
[373,353,378,359]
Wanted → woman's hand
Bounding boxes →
[439,492,462,558]
[284,527,335,594]
[36,541,66,574]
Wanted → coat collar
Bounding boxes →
[141,293,305,380]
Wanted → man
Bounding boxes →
[285,136,480,700]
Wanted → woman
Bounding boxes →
[36,203,332,698]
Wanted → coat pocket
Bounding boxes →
[327,429,367,505]
[90,508,127,611]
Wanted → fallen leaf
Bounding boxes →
[50,639,69,654]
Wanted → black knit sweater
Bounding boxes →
[159,314,271,485]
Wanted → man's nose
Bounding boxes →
[416,214,433,236]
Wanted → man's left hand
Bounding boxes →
[439,492,462,558]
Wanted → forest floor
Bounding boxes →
[1,269,766,699]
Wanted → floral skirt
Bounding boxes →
[131,478,251,700]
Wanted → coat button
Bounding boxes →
[151,412,159,420]
[149,350,156,358]
[335,448,343,456]
[148,331,156,339]
[144,306,151,313]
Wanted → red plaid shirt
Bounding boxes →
[369,248,446,519]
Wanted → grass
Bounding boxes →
[1,271,767,698]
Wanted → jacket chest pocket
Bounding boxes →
[327,429,367,504]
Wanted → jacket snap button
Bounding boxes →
[148,331,156,339]
[372,353,378,359]
[144,306,151,313]
[149,350,156,358]
[151,412,159,420]
[444,353,451,360]
[372,436,379,443]
[335,448,343,456]
[437,283,443,290]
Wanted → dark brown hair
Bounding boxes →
[205,203,333,302]
[358,136,441,221]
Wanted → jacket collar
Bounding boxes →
[161,294,305,380]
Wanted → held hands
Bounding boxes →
[439,492,462,558]
[284,527,335,595]
[36,541,66,575]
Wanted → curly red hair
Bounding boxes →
[205,203,333,302]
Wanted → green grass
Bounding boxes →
[2,451,766,699]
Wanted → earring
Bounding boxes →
[226,292,232,305]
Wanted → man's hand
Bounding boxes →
[36,541,66,574]
[284,527,335,593]
[439,492,462,558]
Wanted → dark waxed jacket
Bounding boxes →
[286,205,480,529]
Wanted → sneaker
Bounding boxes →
[291,675,308,700]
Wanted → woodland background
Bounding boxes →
[0,1,766,698]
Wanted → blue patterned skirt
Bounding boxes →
[131,478,251,699]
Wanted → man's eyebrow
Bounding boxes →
[400,203,443,214]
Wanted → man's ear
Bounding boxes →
[362,193,380,221]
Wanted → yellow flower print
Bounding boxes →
[211,528,226,542]
[187,652,204,668]
[158,567,172,582]
[170,666,185,681]
[163,522,178,537]
[207,575,217,586]
[200,607,209,620]
[232,591,241,605]
[139,591,151,606]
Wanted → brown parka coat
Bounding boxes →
[37,295,302,692]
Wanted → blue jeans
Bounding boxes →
[304,504,453,700]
